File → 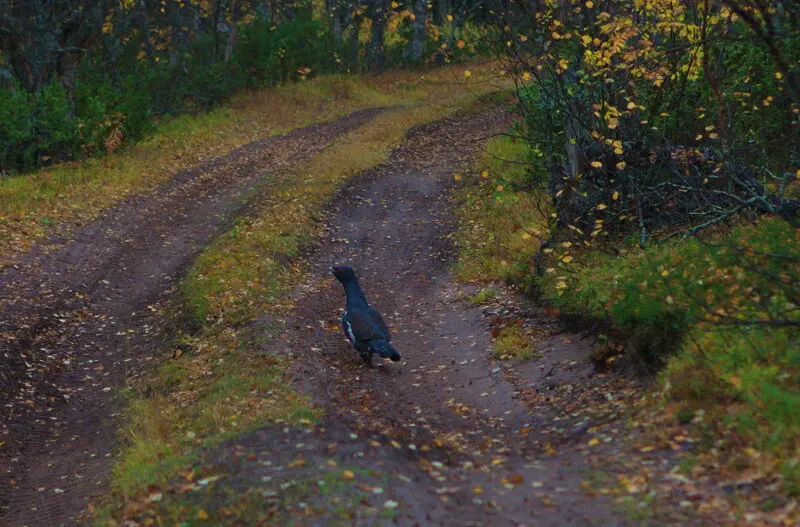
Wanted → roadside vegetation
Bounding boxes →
[455,0,799,514]
[454,135,548,287]
[105,67,504,522]
[458,143,798,499]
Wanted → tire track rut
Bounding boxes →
[0,107,385,526]
[177,108,631,526]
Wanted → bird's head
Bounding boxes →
[329,265,357,283]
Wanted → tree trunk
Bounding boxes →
[433,0,448,26]
[406,0,427,65]
[224,23,237,63]
[224,0,239,64]
[136,0,155,65]
[564,98,584,179]
[367,0,388,73]
[331,0,344,44]
[57,50,80,103]
[346,10,363,71]
[212,0,224,60]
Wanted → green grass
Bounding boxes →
[105,64,509,521]
[112,344,319,498]
[133,465,396,526]
[536,217,799,468]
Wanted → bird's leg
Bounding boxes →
[360,351,373,367]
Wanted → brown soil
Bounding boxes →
[0,107,386,526]
[158,109,643,526]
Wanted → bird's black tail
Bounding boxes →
[369,340,401,362]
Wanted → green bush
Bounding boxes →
[0,17,339,174]
[117,70,155,141]
[666,326,799,461]
[535,216,798,468]
[0,81,86,170]
[0,81,36,169]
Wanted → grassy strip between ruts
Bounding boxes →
[454,134,799,512]
[104,66,506,521]
[0,64,494,267]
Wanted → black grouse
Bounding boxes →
[330,265,401,365]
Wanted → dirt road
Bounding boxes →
[0,108,385,526]
[152,109,638,525]
[2,105,641,526]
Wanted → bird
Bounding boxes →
[329,265,401,365]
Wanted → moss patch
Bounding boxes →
[491,325,538,361]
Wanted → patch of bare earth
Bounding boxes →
[161,109,645,526]
[0,107,386,526]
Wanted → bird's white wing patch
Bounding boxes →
[344,319,356,344]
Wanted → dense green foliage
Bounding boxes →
[1,19,342,172]
[541,217,798,481]
[484,2,798,471]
